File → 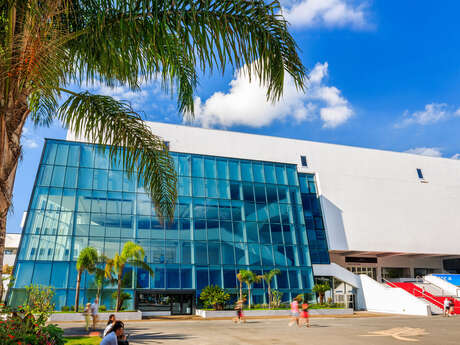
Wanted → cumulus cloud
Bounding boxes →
[396,103,460,127]
[282,0,368,29]
[191,62,353,129]
[405,147,443,158]
[451,153,460,160]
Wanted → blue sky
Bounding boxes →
[8,0,460,232]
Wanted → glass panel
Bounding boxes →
[194,219,206,241]
[68,144,80,166]
[207,220,220,241]
[241,162,253,181]
[222,243,235,265]
[287,167,298,186]
[94,149,109,169]
[46,188,61,212]
[137,193,151,216]
[223,268,237,288]
[51,262,69,288]
[245,222,258,243]
[151,241,165,263]
[32,262,51,285]
[179,177,191,196]
[179,155,191,176]
[252,163,264,183]
[108,170,123,191]
[217,180,230,199]
[78,168,93,189]
[274,245,287,266]
[31,187,48,210]
[230,182,241,200]
[244,202,256,221]
[181,242,192,264]
[242,183,254,201]
[36,236,55,260]
[208,242,221,264]
[195,242,208,265]
[248,244,261,265]
[181,267,193,288]
[228,160,240,180]
[72,236,88,260]
[216,159,228,180]
[204,157,216,179]
[275,165,287,185]
[166,267,180,288]
[165,241,179,263]
[54,236,71,260]
[254,184,266,203]
[219,200,231,220]
[264,164,276,184]
[192,178,205,197]
[261,245,274,265]
[234,243,247,265]
[271,223,283,244]
[179,219,191,240]
[259,223,271,243]
[64,167,78,188]
[55,144,69,165]
[38,165,53,186]
[43,142,57,165]
[93,169,107,190]
[80,145,94,167]
[196,267,209,290]
[137,268,150,288]
[153,266,165,288]
[51,166,65,187]
[205,179,218,198]
[209,269,221,286]
[192,156,204,177]
[14,262,34,287]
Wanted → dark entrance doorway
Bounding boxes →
[135,290,195,315]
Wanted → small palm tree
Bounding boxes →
[313,282,331,304]
[238,270,261,309]
[262,269,280,309]
[236,272,244,301]
[105,241,153,311]
[75,247,98,312]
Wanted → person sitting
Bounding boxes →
[103,314,116,338]
[100,321,125,345]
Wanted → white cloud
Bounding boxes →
[192,62,353,129]
[396,103,452,127]
[282,0,368,29]
[21,127,40,149]
[405,147,443,158]
[451,153,460,160]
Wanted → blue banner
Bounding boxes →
[433,274,460,286]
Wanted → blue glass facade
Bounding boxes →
[9,139,329,310]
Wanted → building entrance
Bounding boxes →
[135,290,195,315]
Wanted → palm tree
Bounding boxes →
[236,271,244,301]
[238,269,261,309]
[313,282,331,305]
[262,269,280,309]
[75,247,98,312]
[105,241,153,311]
[0,0,306,290]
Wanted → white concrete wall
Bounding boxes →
[359,275,431,316]
[424,275,460,297]
[67,121,460,256]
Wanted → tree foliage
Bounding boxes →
[313,282,331,304]
[199,285,230,310]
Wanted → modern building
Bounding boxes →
[8,121,460,313]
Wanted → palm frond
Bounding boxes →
[128,259,154,276]
[67,0,306,114]
[58,92,177,221]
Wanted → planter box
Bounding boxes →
[196,308,353,318]
[141,311,171,317]
[49,311,142,322]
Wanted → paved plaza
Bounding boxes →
[59,315,460,345]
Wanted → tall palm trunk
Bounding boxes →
[267,283,271,309]
[116,271,122,311]
[74,269,82,311]
[248,285,252,309]
[239,280,243,301]
[0,94,29,301]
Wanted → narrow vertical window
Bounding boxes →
[416,168,424,179]
[300,156,308,167]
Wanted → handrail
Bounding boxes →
[382,277,398,288]
[412,287,444,309]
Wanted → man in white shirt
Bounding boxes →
[91,298,99,329]
[444,298,450,317]
[100,321,124,345]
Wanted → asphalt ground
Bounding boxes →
[58,314,460,345]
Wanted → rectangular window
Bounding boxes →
[416,168,424,179]
[301,156,308,167]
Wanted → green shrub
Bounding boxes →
[199,285,230,310]
[99,304,107,312]
[61,305,70,312]
[271,290,283,308]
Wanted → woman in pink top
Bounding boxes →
[288,298,300,327]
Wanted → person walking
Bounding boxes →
[444,297,450,317]
[288,298,300,327]
[449,298,455,316]
[233,299,245,324]
[91,298,100,329]
[83,303,92,331]
[300,302,310,328]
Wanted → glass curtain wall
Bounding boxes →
[10,139,317,310]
